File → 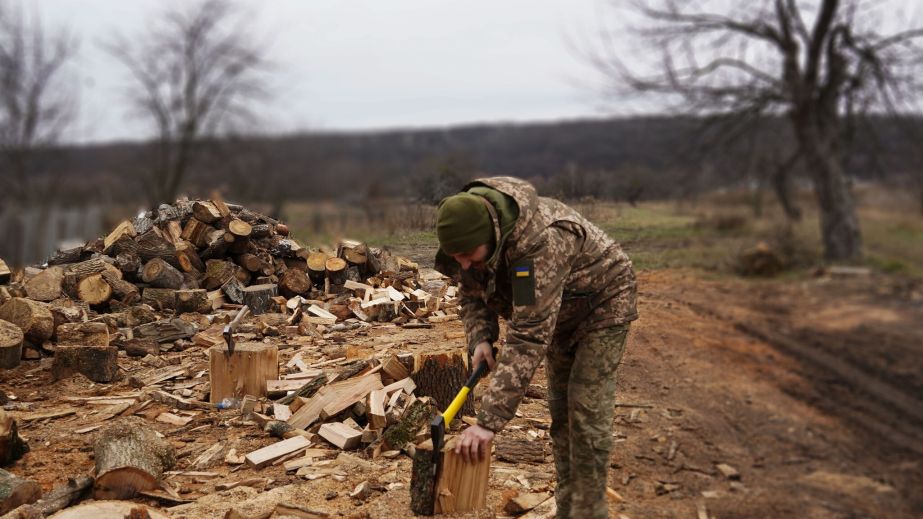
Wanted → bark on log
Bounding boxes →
[180,218,211,248]
[134,230,179,268]
[114,252,141,279]
[0,321,22,370]
[0,410,29,466]
[325,257,347,286]
[235,253,263,273]
[278,269,310,298]
[64,259,110,282]
[192,201,222,224]
[0,469,40,515]
[276,374,328,406]
[100,271,140,305]
[494,438,547,464]
[141,259,184,290]
[174,289,210,314]
[119,338,160,358]
[0,299,53,345]
[23,267,64,302]
[412,349,474,416]
[241,284,278,315]
[141,288,176,311]
[93,418,176,500]
[221,277,246,304]
[133,318,196,343]
[32,476,93,517]
[52,346,119,383]
[199,229,229,260]
[204,260,236,291]
[382,397,438,450]
[76,274,111,306]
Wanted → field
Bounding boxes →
[1,185,920,518]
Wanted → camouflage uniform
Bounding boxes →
[435,177,638,519]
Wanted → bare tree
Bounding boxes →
[590,0,923,261]
[0,0,75,263]
[107,0,269,206]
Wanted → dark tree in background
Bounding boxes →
[107,0,270,207]
[592,0,923,261]
[0,0,75,263]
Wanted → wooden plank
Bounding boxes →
[156,412,192,426]
[382,377,416,396]
[318,422,362,450]
[267,379,309,395]
[368,390,387,429]
[287,373,383,430]
[319,373,384,419]
[306,304,337,320]
[380,354,410,381]
[245,435,311,469]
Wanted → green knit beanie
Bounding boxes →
[436,193,493,255]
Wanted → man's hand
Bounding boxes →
[455,424,495,463]
[472,341,496,372]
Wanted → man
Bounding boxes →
[434,176,637,519]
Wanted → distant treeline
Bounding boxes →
[41,115,923,206]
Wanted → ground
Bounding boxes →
[2,188,921,518]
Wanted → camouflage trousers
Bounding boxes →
[546,324,629,519]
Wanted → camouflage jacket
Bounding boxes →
[434,177,638,432]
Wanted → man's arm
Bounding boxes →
[476,225,580,432]
[458,276,500,357]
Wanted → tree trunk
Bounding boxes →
[93,418,176,500]
[802,135,862,261]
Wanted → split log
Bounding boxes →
[228,219,252,238]
[192,201,222,224]
[0,410,29,466]
[0,469,40,515]
[55,322,109,347]
[119,338,160,358]
[0,299,53,345]
[103,221,137,254]
[135,229,179,268]
[45,501,170,519]
[100,271,140,304]
[134,318,196,343]
[204,260,236,291]
[244,436,310,469]
[306,252,328,286]
[318,422,362,450]
[412,349,474,415]
[180,218,211,248]
[141,288,176,311]
[64,258,110,282]
[23,267,64,302]
[93,418,176,500]
[0,321,22,370]
[174,289,210,314]
[208,343,279,403]
[141,259,184,290]
[174,242,204,273]
[279,270,310,298]
[76,274,111,306]
[287,374,382,430]
[221,277,246,304]
[367,390,387,429]
[199,229,229,260]
[325,258,347,286]
[114,252,141,278]
[277,374,328,406]
[241,284,278,315]
[52,346,119,383]
[410,436,491,515]
[31,475,93,517]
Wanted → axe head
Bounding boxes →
[424,413,447,515]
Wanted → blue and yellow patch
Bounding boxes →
[514,266,531,278]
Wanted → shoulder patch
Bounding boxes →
[511,259,536,306]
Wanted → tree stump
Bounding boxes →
[208,342,279,403]
[325,258,347,286]
[141,259,184,290]
[93,418,176,500]
[0,321,23,370]
[241,284,278,315]
[0,410,29,466]
[76,274,112,306]
[0,299,53,346]
[140,288,176,311]
[52,346,119,383]
[0,469,41,515]
[279,270,310,298]
[55,322,109,347]
[23,267,64,302]
[174,289,210,314]
[412,349,475,416]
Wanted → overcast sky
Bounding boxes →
[30,0,626,144]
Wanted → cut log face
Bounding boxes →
[410,436,491,515]
[52,346,119,383]
[0,298,54,345]
[24,267,64,302]
[141,259,184,290]
[318,422,362,450]
[325,257,347,286]
[174,289,210,314]
[0,320,23,370]
[76,274,112,306]
[208,343,279,403]
[55,322,109,347]
[228,219,252,238]
[278,269,310,298]
[93,418,176,500]
[0,410,29,466]
[0,468,41,515]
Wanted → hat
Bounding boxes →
[436,193,493,255]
